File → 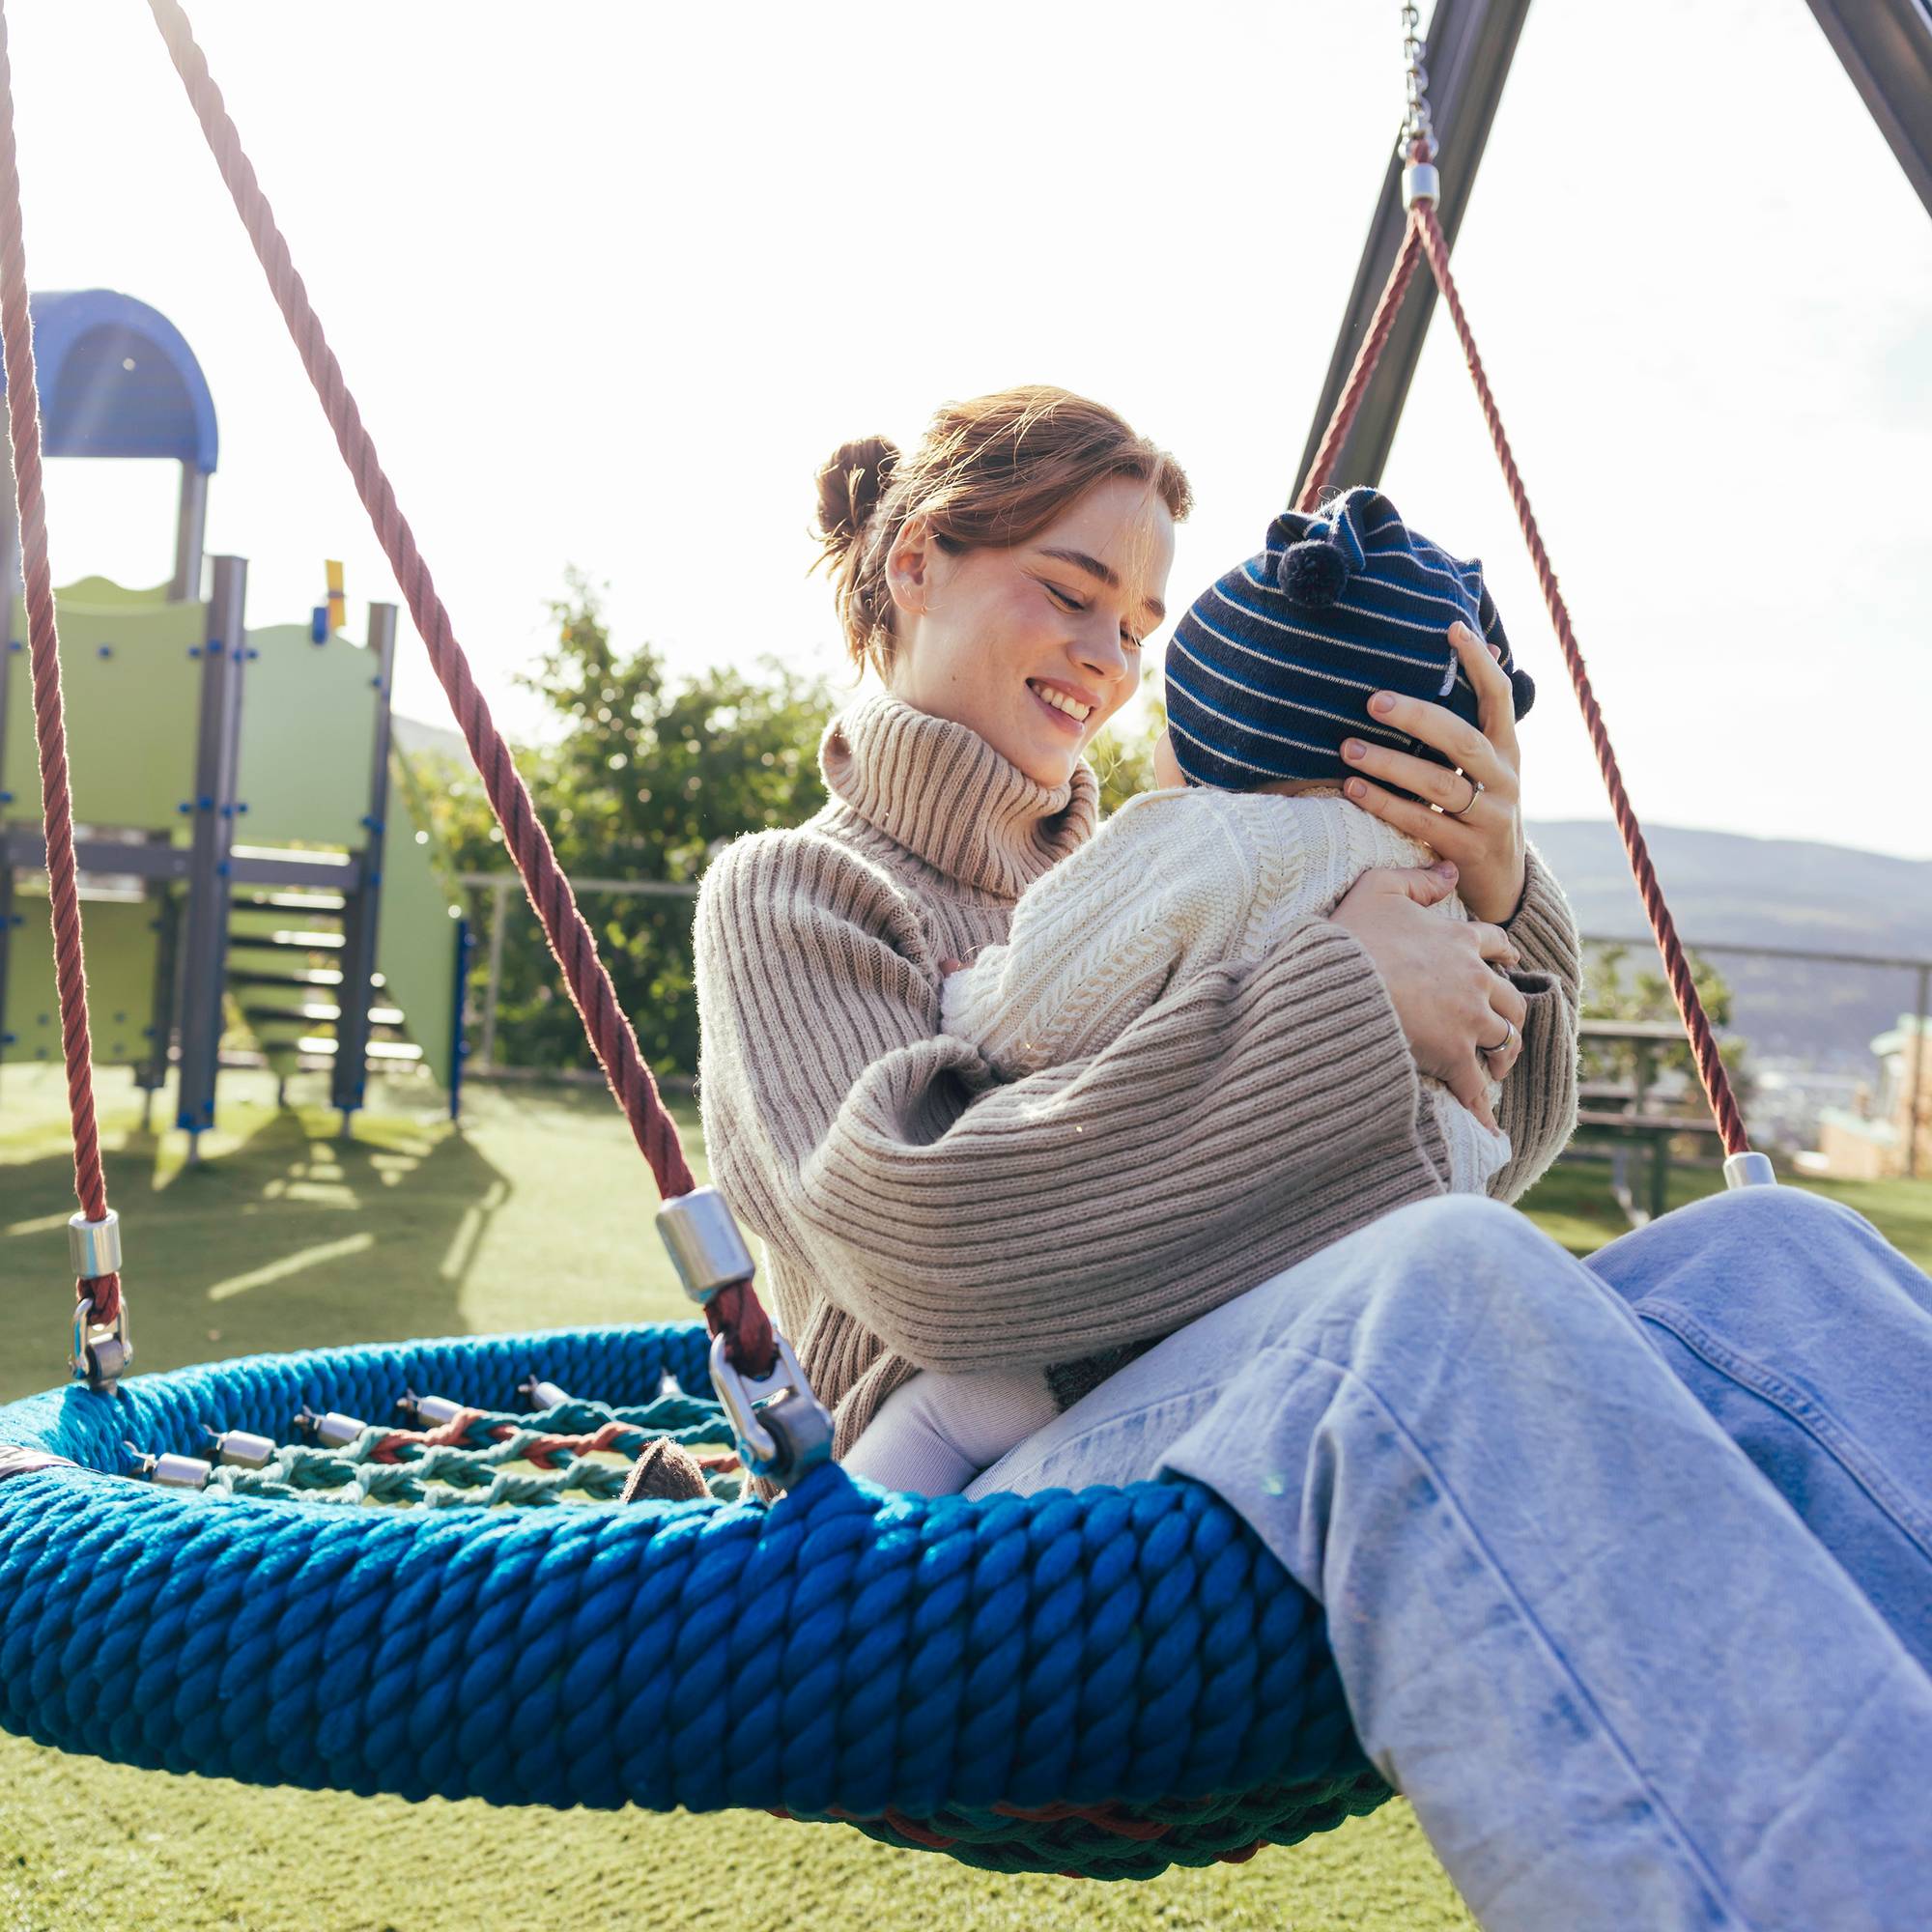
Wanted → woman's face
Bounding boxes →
[883,474,1176,786]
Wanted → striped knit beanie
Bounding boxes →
[1163,485,1534,790]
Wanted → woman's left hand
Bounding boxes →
[1338,620,1527,925]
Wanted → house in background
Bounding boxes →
[1806,1016,1930,1181]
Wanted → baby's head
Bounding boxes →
[1157,486,1534,793]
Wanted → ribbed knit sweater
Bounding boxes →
[693,691,1581,1469]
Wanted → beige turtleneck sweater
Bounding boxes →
[693,692,1581,1467]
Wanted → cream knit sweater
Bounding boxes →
[693,692,1581,1471]
[940,785,1512,1193]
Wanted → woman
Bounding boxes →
[693,387,1932,1929]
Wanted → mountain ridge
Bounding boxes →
[1524,819,1930,1065]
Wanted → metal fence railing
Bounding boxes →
[1581,934,1929,1180]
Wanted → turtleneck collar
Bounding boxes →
[818,690,1099,899]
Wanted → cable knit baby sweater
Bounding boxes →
[847,785,1516,1491]
[693,692,1581,1485]
[942,785,1512,1185]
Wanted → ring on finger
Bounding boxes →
[1479,1017,1516,1059]
[1432,770,1484,821]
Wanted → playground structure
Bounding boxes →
[0,290,469,1151]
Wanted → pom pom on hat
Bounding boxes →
[1277,534,1350,609]
[1510,667,1536,720]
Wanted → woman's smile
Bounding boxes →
[1026,677,1098,735]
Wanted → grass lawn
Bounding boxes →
[3,1065,1926,1931]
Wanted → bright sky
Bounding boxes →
[9,0,1930,859]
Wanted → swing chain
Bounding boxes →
[1399,1,1437,162]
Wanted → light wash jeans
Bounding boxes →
[962,1187,1932,1932]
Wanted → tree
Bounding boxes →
[1580,941,1751,1116]
[421,570,835,1076]
[1088,697,1165,817]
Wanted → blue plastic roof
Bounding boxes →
[0,290,217,473]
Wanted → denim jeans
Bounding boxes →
[963,1187,1932,1931]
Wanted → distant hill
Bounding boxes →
[1526,821,1932,1067]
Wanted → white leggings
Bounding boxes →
[840,1363,1060,1495]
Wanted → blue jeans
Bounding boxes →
[963,1188,1932,1931]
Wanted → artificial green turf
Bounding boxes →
[5,1065,1927,1931]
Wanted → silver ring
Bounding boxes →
[1436,771,1484,821]
[1480,1018,1516,1059]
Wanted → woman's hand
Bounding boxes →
[1331,862,1528,1130]
[1338,621,1527,924]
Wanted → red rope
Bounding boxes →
[144,0,776,1374]
[1295,220,1426,514]
[1408,201,1748,1157]
[0,2,121,1328]
[1291,147,1749,1158]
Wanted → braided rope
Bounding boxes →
[142,0,779,1371]
[1409,201,1749,1155]
[213,1436,741,1508]
[0,2,120,1329]
[371,1391,730,1463]
[1294,220,1426,514]
[0,1321,1388,1879]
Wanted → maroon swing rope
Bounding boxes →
[141,0,777,1376]
[1406,193,1749,1157]
[0,2,122,1331]
[1302,138,1748,1158]
[1294,220,1427,515]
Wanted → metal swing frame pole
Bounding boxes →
[1299,0,1932,511]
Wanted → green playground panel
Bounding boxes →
[45,575,177,609]
[6,587,466,1096]
[234,623,384,850]
[375,774,460,1090]
[2,892,159,1066]
[3,587,206,835]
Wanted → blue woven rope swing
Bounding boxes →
[0,1328,1385,1878]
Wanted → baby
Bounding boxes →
[841,485,1538,1496]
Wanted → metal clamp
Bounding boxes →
[126,1442,212,1491]
[295,1407,368,1449]
[69,1208,123,1278]
[657,1186,756,1306]
[1402,161,1440,208]
[707,1330,834,1487]
[71,1293,132,1395]
[1723,1151,1777,1189]
[397,1391,467,1428]
[204,1426,276,1468]
[518,1375,571,1411]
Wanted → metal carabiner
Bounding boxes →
[707,1329,834,1488]
[71,1293,132,1396]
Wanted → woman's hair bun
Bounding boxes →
[814,436,901,554]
